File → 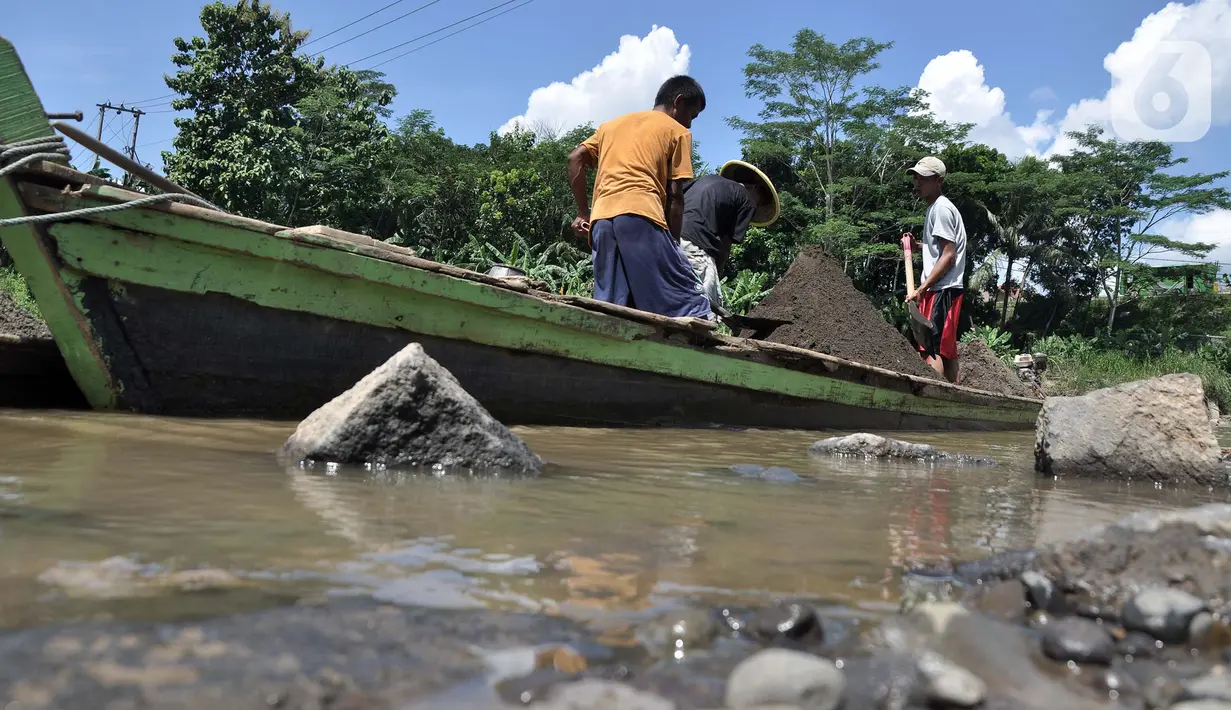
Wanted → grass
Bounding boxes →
[0,266,40,319]
[1040,341,1231,413]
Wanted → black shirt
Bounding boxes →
[680,175,756,261]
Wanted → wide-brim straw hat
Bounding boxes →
[719,159,780,227]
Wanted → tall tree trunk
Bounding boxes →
[1106,265,1122,330]
[1043,301,1059,338]
[824,154,835,220]
[1000,255,1015,327]
[1008,256,1035,330]
[1106,225,1125,331]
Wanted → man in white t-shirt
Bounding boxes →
[905,156,967,383]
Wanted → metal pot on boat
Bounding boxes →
[487,263,526,279]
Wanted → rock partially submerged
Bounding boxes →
[37,556,247,599]
[278,343,541,473]
[1025,503,1231,620]
[1035,373,1226,487]
[809,433,998,466]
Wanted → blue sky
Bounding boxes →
[4,0,1230,272]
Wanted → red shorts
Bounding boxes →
[916,288,963,360]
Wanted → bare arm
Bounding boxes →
[667,179,686,239]
[568,145,594,218]
[917,240,957,293]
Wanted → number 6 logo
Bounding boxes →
[1110,40,1212,143]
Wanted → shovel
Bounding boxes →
[901,233,937,346]
[713,305,792,340]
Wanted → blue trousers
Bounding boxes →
[590,214,712,319]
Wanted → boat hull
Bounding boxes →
[85,279,1020,430]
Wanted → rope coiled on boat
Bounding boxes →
[0,135,72,175]
[0,136,223,228]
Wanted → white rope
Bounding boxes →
[0,135,225,227]
[0,192,228,228]
[0,135,72,179]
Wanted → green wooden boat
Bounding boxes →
[0,38,1041,431]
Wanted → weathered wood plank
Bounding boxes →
[46,219,1038,426]
[0,37,121,408]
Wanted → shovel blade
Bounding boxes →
[907,301,937,348]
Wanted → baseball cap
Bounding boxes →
[907,156,947,178]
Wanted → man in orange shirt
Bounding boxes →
[566,76,711,319]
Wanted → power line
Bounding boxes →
[347,0,521,66]
[313,0,446,56]
[126,93,176,106]
[1141,256,1230,266]
[366,0,535,69]
[135,137,175,149]
[301,0,411,47]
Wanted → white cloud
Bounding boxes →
[1152,209,1231,274]
[917,50,1056,158]
[498,26,690,137]
[1029,86,1059,104]
[917,0,1231,158]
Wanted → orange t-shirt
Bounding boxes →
[581,110,694,231]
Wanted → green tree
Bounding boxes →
[726,29,969,291]
[162,0,321,221]
[284,66,396,233]
[1051,126,1231,329]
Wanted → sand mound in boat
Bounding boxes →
[741,246,941,380]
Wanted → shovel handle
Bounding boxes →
[901,232,917,294]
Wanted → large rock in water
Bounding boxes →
[810,433,998,466]
[1034,373,1225,487]
[278,343,542,473]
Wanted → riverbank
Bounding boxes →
[0,266,39,321]
[0,278,85,409]
[1036,337,1231,413]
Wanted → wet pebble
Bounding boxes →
[1171,702,1231,710]
[952,549,1035,586]
[747,602,823,645]
[1120,660,1190,708]
[496,669,580,705]
[977,581,1028,623]
[836,651,921,710]
[1183,669,1231,703]
[724,648,845,710]
[1040,616,1115,665]
[1117,631,1164,659]
[1190,613,1231,651]
[729,465,801,483]
[1122,588,1207,644]
[1020,570,1059,613]
[539,679,676,709]
[638,608,718,658]
[917,650,986,708]
[1093,667,1141,699]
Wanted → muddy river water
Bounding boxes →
[1,409,1229,707]
[3,410,1228,625]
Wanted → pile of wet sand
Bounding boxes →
[742,247,942,380]
[957,340,1038,398]
[0,290,49,340]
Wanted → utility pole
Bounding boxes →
[93,103,145,182]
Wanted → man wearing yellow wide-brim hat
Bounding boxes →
[678,160,780,314]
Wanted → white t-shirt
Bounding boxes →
[922,194,967,291]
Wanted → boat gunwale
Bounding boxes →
[9,162,1043,415]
